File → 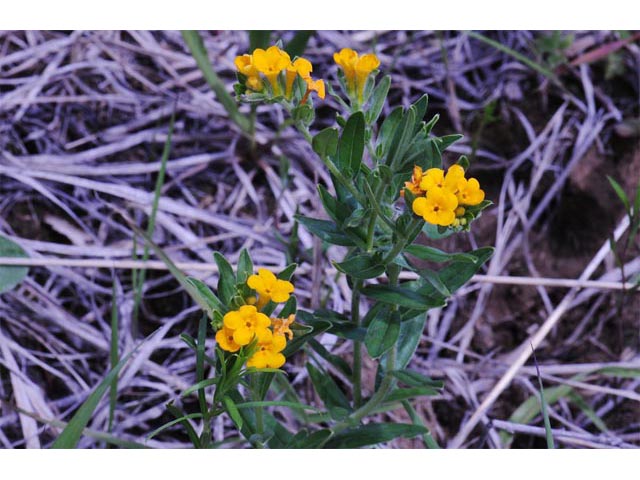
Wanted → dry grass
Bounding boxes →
[0,30,639,448]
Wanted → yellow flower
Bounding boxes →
[444,164,466,192]
[354,53,380,102]
[455,177,485,206]
[272,314,295,340]
[247,268,294,309]
[412,188,458,226]
[215,326,241,353]
[306,78,325,99]
[401,165,425,197]
[333,48,358,86]
[247,331,287,369]
[223,305,271,346]
[419,168,445,191]
[420,165,465,194]
[234,54,262,91]
[334,48,379,102]
[300,78,326,105]
[252,46,291,96]
[286,57,313,99]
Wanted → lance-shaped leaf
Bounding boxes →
[337,111,365,175]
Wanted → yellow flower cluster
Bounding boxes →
[333,48,380,102]
[215,268,295,369]
[408,165,485,227]
[235,46,325,102]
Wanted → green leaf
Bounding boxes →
[387,107,416,170]
[390,370,444,389]
[213,252,236,305]
[285,31,314,58]
[385,387,442,403]
[277,263,297,282]
[567,392,609,434]
[411,94,429,133]
[422,222,456,240]
[436,246,494,293]
[312,127,339,159]
[236,248,254,285]
[318,183,343,223]
[366,75,391,125]
[391,313,427,370]
[362,284,445,310]
[282,311,331,356]
[607,175,630,213]
[249,30,271,50]
[306,362,351,420]
[501,383,573,447]
[334,253,385,280]
[378,106,403,155]
[295,215,357,247]
[598,366,640,378]
[234,400,319,412]
[337,111,365,175]
[326,423,427,448]
[279,295,297,318]
[185,277,224,316]
[365,308,400,359]
[404,244,478,264]
[0,235,28,294]
[436,134,463,152]
[417,268,451,297]
[293,429,332,448]
[302,309,366,342]
[223,395,244,430]
[109,280,119,433]
[181,377,219,398]
[308,339,352,378]
[456,155,470,171]
[423,113,440,136]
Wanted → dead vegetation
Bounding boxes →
[0,30,639,448]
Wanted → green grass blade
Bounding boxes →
[233,400,321,412]
[467,31,559,83]
[181,378,219,398]
[108,279,119,434]
[181,31,251,134]
[531,345,555,449]
[8,404,148,449]
[51,332,156,448]
[126,220,215,320]
[196,313,208,417]
[166,403,201,448]
[131,111,175,335]
[146,413,204,441]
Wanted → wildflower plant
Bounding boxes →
[55,35,493,449]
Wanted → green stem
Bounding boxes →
[382,219,423,266]
[251,375,265,436]
[330,347,397,437]
[352,279,363,408]
[249,104,258,156]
